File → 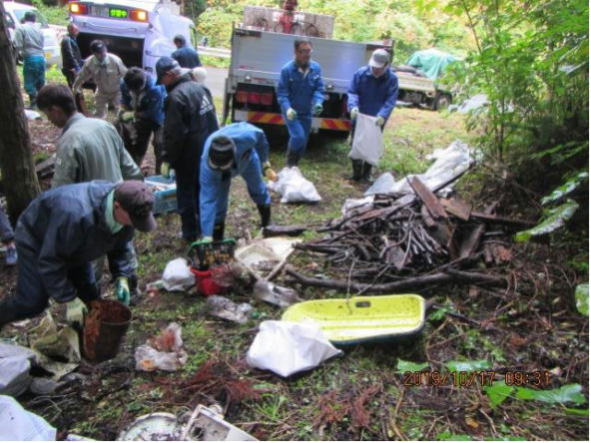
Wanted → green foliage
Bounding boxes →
[515,384,586,405]
[484,381,514,408]
[447,0,589,171]
[574,283,589,316]
[515,199,580,243]
[395,359,429,372]
[31,0,68,26]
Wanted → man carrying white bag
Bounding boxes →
[347,49,399,182]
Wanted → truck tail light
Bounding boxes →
[130,9,148,22]
[248,92,260,104]
[68,2,88,15]
[260,92,273,106]
[236,90,248,104]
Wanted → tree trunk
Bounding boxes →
[0,3,40,223]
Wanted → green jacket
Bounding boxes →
[52,113,142,188]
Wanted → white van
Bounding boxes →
[3,1,61,67]
[68,0,194,74]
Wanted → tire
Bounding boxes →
[433,93,452,111]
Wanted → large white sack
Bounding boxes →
[267,167,322,203]
[349,113,384,166]
[246,321,342,377]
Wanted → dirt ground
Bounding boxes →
[0,101,588,440]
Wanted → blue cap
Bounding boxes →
[155,56,180,84]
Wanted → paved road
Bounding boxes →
[204,67,228,99]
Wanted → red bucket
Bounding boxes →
[190,268,229,297]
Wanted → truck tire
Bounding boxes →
[433,93,452,111]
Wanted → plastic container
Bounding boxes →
[82,299,132,362]
[145,175,177,215]
[191,268,228,297]
[281,294,426,345]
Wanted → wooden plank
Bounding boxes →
[459,223,486,259]
[420,204,437,228]
[408,176,448,219]
[440,197,472,221]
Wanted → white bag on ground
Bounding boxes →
[246,321,343,377]
[349,113,384,166]
[0,343,37,397]
[267,167,321,203]
[0,395,56,440]
[162,258,195,291]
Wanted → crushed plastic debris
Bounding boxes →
[135,323,188,372]
[206,296,253,324]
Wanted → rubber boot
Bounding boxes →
[128,274,142,306]
[287,151,300,168]
[257,204,271,228]
[213,222,226,242]
[361,162,373,182]
[349,159,363,181]
[28,94,37,110]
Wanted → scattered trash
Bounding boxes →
[0,395,57,440]
[448,93,489,114]
[119,412,180,440]
[349,113,384,166]
[365,141,479,197]
[235,237,300,281]
[29,313,81,379]
[253,280,300,308]
[267,166,322,203]
[206,296,253,324]
[83,299,132,362]
[246,321,343,377]
[0,342,36,396]
[119,404,257,441]
[162,258,196,292]
[29,377,63,396]
[135,323,188,372]
[145,175,178,215]
[364,172,396,196]
[282,294,426,345]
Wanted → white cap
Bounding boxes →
[369,49,390,68]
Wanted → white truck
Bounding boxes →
[223,6,390,136]
[67,0,193,74]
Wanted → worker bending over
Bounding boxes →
[199,122,276,241]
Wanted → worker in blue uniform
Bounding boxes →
[199,122,276,241]
[277,37,325,167]
[347,48,399,181]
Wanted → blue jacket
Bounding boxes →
[120,75,166,125]
[200,122,270,237]
[172,46,202,69]
[15,181,135,303]
[277,60,325,116]
[347,66,399,121]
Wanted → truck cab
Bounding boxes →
[67,0,193,74]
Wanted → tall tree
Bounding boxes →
[0,2,40,223]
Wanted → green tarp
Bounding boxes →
[405,48,459,80]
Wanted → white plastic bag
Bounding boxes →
[0,395,56,440]
[349,113,384,166]
[162,258,195,291]
[246,321,343,377]
[0,343,37,397]
[267,167,322,203]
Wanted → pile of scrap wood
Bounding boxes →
[288,176,535,295]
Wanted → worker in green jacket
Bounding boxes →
[37,84,143,305]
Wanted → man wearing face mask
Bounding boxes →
[277,38,325,168]
[73,40,127,119]
[199,122,274,241]
[347,49,399,181]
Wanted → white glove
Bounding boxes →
[286,108,297,121]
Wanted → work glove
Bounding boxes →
[313,103,323,116]
[376,116,385,128]
[350,107,359,121]
[65,297,87,328]
[119,111,135,123]
[286,108,297,121]
[262,161,278,182]
[115,276,131,306]
[161,162,171,179]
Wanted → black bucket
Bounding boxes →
[82,299,132,362]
